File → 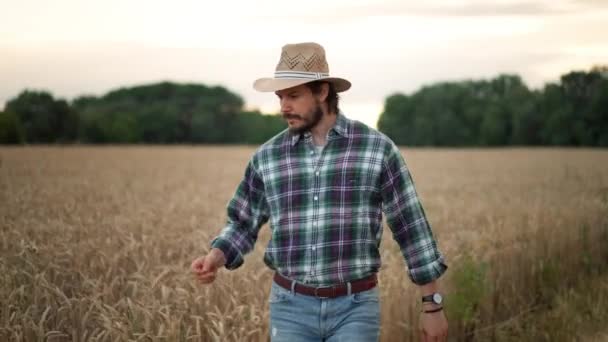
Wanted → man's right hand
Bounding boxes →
[191,248,227,285]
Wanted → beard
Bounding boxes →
[283,101,324,135]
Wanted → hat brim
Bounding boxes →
[253,77,351,93]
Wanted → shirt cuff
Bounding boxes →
[210,236,244,270]
[407,255,448,285]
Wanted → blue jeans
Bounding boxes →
[268,280,381,342]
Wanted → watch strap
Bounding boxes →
[422,306,444,313]
[421,294,435,302]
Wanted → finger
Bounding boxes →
[193,265,210,275]
[197,274,216,284]
[191,259,203,271]
[194,270,211,278]
[201,266,216,276]
[420,329,427,342]
[197,272,216,282]
[424,331,439,342]
[193,264,211,274]
[196,269,215,278]
[201,260,212,273]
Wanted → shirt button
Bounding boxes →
[310,151,314,155]
[315,171,320,176]
[311,246,317,251]
[313,196,318,201]
[310,271,315,276]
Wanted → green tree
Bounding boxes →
[76,82,248,144]
[560,71,608,145]
[377,71,608,147]
[5,90,78,143]
[538,83,575,145]
[0,111,24,144]
[233,110,286,144]
[378,93,413,145]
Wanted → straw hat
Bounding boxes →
[253,42,351,93]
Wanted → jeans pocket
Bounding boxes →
[351,286,380,304]
[269,282,292,304]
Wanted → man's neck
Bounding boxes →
[310,110,337,146]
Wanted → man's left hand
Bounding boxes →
[419,306,448,342]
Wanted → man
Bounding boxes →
[191,42,448,342]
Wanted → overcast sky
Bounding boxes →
[1,0,607,128]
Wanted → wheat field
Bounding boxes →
[1,146,607,341]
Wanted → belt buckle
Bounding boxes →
[314,285,334,299]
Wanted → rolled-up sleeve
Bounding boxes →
[380,142,448,285]
[210,157,270,270]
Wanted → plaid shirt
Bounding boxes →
[211,112,447,286]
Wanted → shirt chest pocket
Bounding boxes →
[326,163,382,207]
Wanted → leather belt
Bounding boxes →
[273,272,378,298]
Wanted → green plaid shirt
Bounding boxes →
[211,112,447,286]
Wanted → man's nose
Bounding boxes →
[280,99,292,114]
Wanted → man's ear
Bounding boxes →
[317,82,329,103]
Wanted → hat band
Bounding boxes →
[274,70,330,80]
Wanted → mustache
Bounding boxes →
[282,113,302,120]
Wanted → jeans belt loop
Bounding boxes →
[347,281,352,296]
[290,280,297,295]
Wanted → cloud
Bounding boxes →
[249,0,608,23]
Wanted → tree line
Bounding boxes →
[1,67,606,146]
[378,67,608,146]
[0,82,285,145]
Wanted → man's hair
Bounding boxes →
[305,81,340,115]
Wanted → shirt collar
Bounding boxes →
[289,111,350,146]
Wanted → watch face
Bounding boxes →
[433,293,443,304]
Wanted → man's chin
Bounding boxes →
[287,124,308,134]
[288,126,304,134]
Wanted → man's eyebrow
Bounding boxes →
[275,91,299,96]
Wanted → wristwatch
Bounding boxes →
[422,292,443,305]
